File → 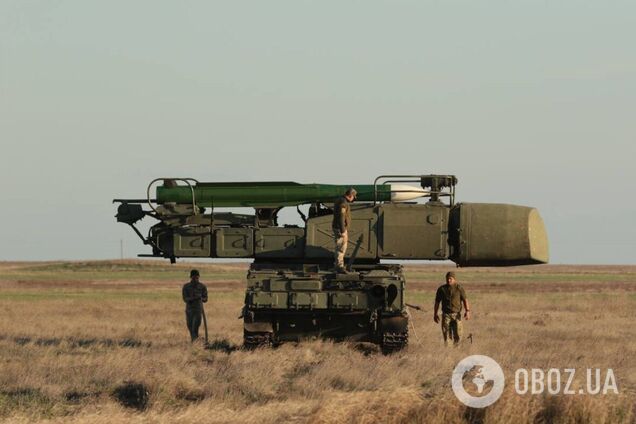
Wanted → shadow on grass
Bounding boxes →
[464,406,486,424]
[112,382,150,411]
[0,387,53,416]
[5,335,151,349]
[65,390,100,403]
[175,387,206,402]
[204,338,240,353]
[352,342,381,356]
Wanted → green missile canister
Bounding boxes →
[156,181,425,207]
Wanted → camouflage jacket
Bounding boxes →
[332,196,351,232]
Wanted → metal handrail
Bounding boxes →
[373,174,456,206]
[373,175,424,205]
[146,177,200,215]
[381,179,452,198]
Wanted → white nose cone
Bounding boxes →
[389,184,427,202]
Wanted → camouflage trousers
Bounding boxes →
[185,307,202,342]
[441,312,463,346]
[333,229,348,269]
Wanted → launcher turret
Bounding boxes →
[113,174,548,267]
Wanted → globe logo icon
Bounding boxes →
[470,367,488,393]
[452,355,505,408]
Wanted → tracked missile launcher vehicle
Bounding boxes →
[114,175,548,353]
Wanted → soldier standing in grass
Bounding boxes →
[433,271,470,346]
[182,269,208,342]
[332,187,357,273]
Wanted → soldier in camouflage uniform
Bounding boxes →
[182,269,208,342]
[332,187,357,273]
[433,271,470,346]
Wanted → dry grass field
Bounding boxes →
[0,261,634,423]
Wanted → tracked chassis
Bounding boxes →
[242,263,409,354]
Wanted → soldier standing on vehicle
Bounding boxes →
[433,271,470,346]
[182,269,208,342]
[332,187,357,273]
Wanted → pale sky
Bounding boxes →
[1,1,634,263]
